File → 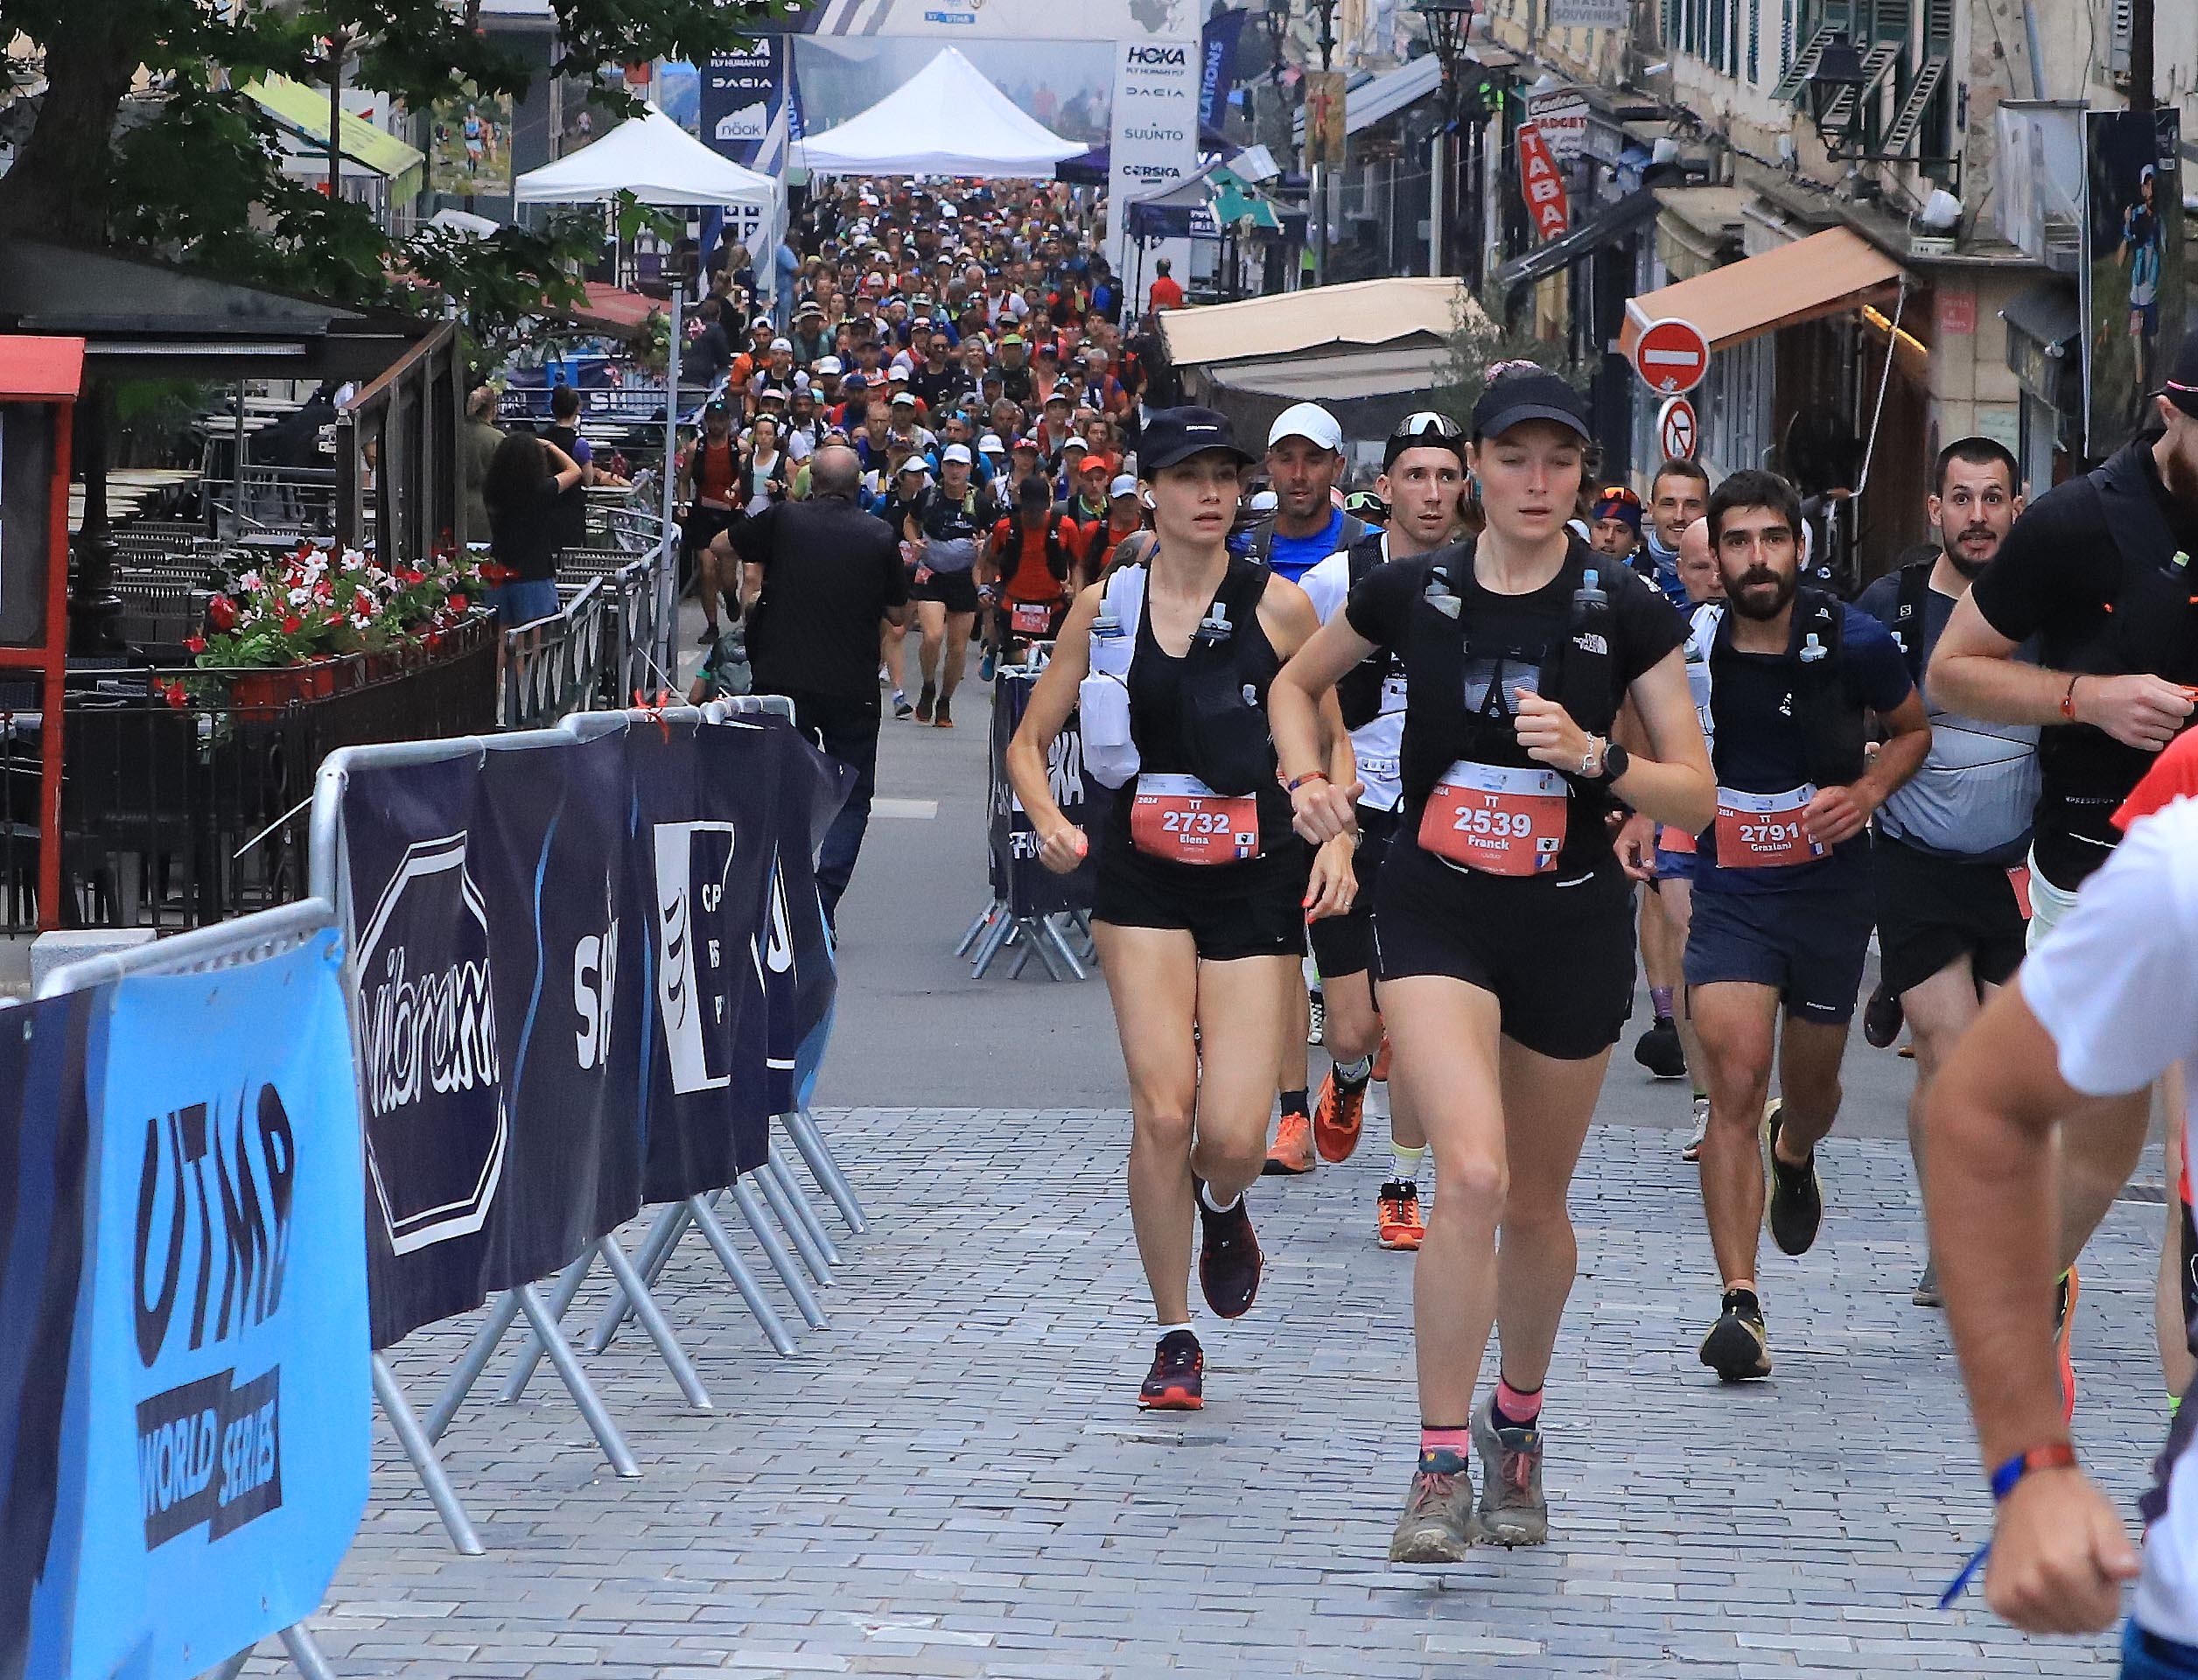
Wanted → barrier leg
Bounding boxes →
[1017,918,1072,983]
[784,1109,868,1235]
[499,1248,597,1405]
[210,1651,252,1679]
[278,1624,340,1680]
[1041,915,1089,981]
[690,1194,798,1354]
[970,909,1015,977]
[767,1144,843,1267]
[732,1177,829,1330]
[591,1202,690,1354]
[513,1281,640,1479]
[372,1354,485,1556]
[596,1233,713,1410]
[956,900,1004,957]
[756,1152,835,1283]
[424,1291,524,1444]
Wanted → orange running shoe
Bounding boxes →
[1371,1034,1392,1083]
[1264,1109,1315,1175]
[2054,1266,2078,1425]
[1312,1067,1368,1163]
[1377,1180,1425,1250]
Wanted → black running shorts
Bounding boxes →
[1369,834,1636,1061]
[1307,804,1399,982]
[913,568,982,613]
[1093,837,1310,962]
[1872,835,2027,999]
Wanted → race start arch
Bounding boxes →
[702,0,1199,293]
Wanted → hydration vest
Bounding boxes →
[1396,537,1623,813]
[1080,557,1276,795]
[1334,530,1403,732]
[1248,512,1370,568]
[1701,587,1869,790]
[1886,557,1936,686]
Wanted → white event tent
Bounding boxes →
[514,105,778,214]
[795,48,1083,178]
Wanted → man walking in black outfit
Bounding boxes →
[723,443,910,924]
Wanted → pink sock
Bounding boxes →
[1418,1425,1472,1461]
[1494,1378,1544,1427]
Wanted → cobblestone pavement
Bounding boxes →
[261,1099,2170,1679]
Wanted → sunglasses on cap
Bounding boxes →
[1593,484,1642,509]
[1392,410,1463,443]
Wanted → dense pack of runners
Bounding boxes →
[710,175,2198,1664]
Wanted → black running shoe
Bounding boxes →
[1764,1100,1823,1256]
[1700,1288,1772,1381]
[1194,1180,1262,1320]
[1633,1018,1687,1080]
[1863,984,1905,1051]
[1138,1328,1204,1410]
[914,681,936,724]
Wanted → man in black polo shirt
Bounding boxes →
[723,443,910,924]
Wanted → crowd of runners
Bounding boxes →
[698,175,2198,1668]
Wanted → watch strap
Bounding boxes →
[1991,1441,2077,1502]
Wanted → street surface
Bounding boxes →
[262,639,2170,1677]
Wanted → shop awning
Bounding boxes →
[2001,277,2081,411]
[244,76,424,194]
[2001,278,2081,353]
[1160,276,1488,368]
[1619,226,1906,359]
[1492,188,1659,295]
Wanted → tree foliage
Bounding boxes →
[0,0,784,340]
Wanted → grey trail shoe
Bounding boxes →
[1472,1396,1550,1546]
[1389,1449,1478,1564]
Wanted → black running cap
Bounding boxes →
[1140,407,1256,474]
[2161,335,2198,420]
[1471,368,1592,444]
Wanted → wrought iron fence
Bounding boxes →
[20,617,499,934]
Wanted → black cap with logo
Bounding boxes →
[2160,335,2198,421]
[1139,407,1256,474]
[1470,368,1593,444]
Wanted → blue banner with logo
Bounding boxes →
[1199,7,1249,135]
[60,929,368,1680]
[989,668,1104,920]
[1,990,95,1680]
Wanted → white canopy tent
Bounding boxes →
[795,48,1083,178]
[514,104,778,212]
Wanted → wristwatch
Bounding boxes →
[1581,738,1629,785]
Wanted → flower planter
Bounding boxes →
[228,661,337,718]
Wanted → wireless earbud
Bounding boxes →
[1140,491,1156,509]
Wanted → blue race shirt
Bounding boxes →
[1266,508,1346,584]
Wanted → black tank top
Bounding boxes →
[1106,556,1293,856]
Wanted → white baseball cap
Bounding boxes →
[941,442,973,465]
[978,432,1006,453]
[769,336,794,353]
[1109,473,1138,499]
[1267,402,1344,453]
[816,356,844,376]
[1249,488,1280,514]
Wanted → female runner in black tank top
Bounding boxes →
[1270,371,1713,1560]
[1006,408,1356,1415]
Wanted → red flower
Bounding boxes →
[183,634,206,654]
[281,614,303,634]
[448,592,468,612]
[161,682,187,710]
[206,594,238,630]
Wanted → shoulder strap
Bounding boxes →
[1892,558,1933,682]
[1346,528,1387,588]
[1248,518,1274,563]
[1789,588,1866,787]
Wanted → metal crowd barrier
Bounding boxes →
[500,528,679,728]
[38,898,347,1680]
[309,696,864,1558]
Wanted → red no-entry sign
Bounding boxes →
[1632,317,1711,395]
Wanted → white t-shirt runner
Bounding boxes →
[1299,534,1406,814]
[2020,795,2198,1644]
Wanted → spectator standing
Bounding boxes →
[481,430,583,624]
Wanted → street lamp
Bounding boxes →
[1412,0,1476,278]
[1263,0,1291,81]
[1806,32,1869,150]
[1308,0,1340,71]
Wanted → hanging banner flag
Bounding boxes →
[1110,35,1200,296]
[1198,7,1250,134]
[990,671,1108,921]
[1304,69,1349,171]
[699,41,784,169]
[1517,121,1571,241]
[0,990,95,1680]
[62,931,369,1680]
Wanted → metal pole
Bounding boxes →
[596,1233,714,1409]
[732,1177,829,1329]
[233,381,248,533]
[498,1249,597,1405]
[278,1624,340,1680]
[690,1194,800,1354]
[754,1154,834,1283]
[1428,130,1444,276]
[512,1281,640,1478]
[590,1201,690,1352]
[424,1290,524,1443]
[326,32,344,201]
[784,1109,869,1234]
[372,1354,485,1555]
[766,1144,843,1267]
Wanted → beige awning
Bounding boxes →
[1160,277,1489,370]
[1619,226,1907,359]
